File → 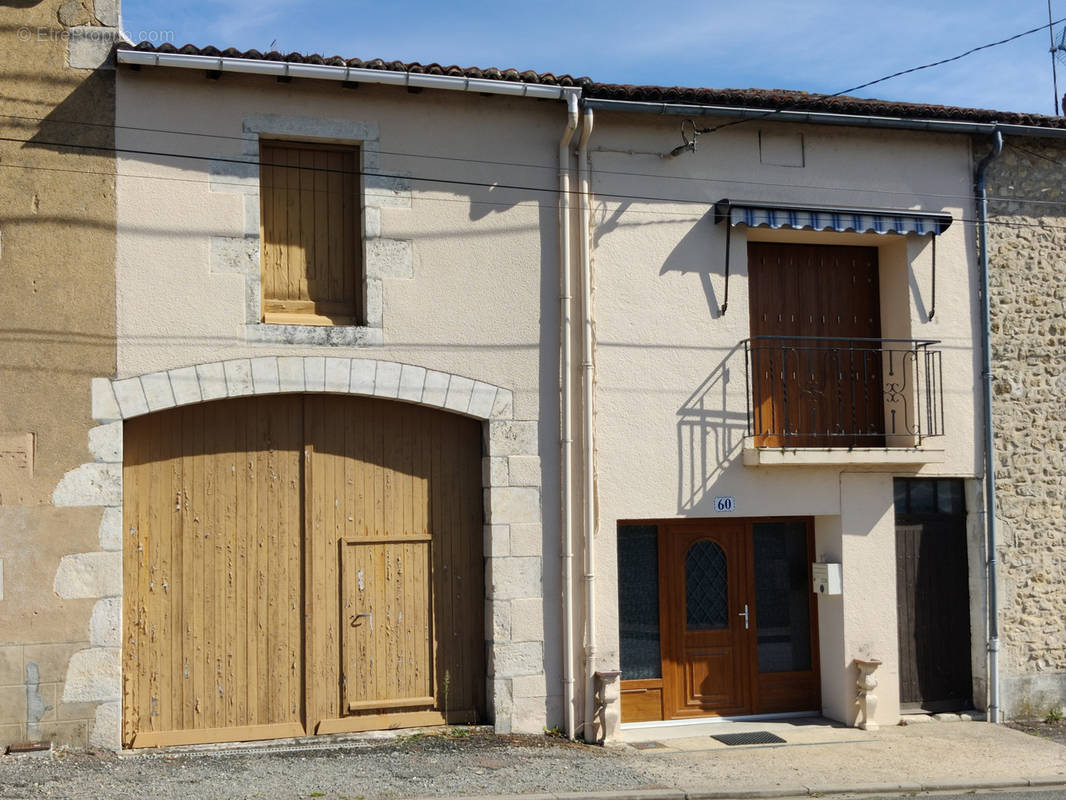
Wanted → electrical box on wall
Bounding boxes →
[812,562,842,595]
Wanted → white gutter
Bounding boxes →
[576,107,597,742]
[558,92,579,741]
[117,49,579,101]
[582,97,1066,140]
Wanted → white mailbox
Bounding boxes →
[812,562,842,595]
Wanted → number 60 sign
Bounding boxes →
[713,496,736,512]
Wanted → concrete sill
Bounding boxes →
[743,445,946,467]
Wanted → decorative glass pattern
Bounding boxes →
[753,522,811,673]
[617,525,661,680]
[685,540,728,630]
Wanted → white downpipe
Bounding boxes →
[558,91,579,741]
[576,107,597,741]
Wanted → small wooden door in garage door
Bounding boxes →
[341,537,434,714]
[122,394,484,748]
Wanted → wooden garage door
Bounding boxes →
[122,394,484,748]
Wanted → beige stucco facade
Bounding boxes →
[104,66,568,743]
[100,58,991,748]
[586,113,984,730]
[0,0,120,749]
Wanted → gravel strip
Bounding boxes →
[1007,719,1066,747]
[0,731,662,800]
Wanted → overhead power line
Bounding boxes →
[3,134,1066,227]
[676,15,1066,145]
[4,17,1066,179]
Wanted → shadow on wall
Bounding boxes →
[676,342,748,514]
[659,208,726,318]
[592,194,740,514]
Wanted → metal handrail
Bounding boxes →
[742,337,945,446]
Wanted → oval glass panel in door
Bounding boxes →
[685,540,728,630]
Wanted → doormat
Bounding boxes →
[711,731,786,746]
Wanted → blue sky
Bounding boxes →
[122,1,1066,116]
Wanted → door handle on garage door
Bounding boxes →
[350,613,372,627]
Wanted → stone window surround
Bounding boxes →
[209,113,416,348]
[52,357,546,748]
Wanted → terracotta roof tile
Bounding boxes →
[118,42,1066,129]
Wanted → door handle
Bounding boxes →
[350,613,372,627]
[738,604,749,630]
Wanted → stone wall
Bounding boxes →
[0,1,119,747]
[983,136,1066,719]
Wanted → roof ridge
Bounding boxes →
[115,41,1066,129]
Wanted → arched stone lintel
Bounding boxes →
[91,357,514,423]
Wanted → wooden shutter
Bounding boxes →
[259,140,361,325]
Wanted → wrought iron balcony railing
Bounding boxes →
[742,336,944,448]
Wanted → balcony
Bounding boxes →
[741,337,944,466]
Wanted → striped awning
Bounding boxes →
[713,199,953,236]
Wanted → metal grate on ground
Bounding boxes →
[711,731,787,746]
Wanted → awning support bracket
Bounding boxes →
[722,222,731,315]
[929,233,937,320]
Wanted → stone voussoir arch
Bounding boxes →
[90,356,515,423]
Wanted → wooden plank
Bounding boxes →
[144,411,164,734]
[131,722,305,749]
[240,402,258,725]
[314,711,447,735]
[323,398,340,722]
[443,414,461,710]
[165,412,183,733]
[327,149,343,309]
[261,310,356,327]
[302,397,317,733]
[221,405,237,729]
[232,404,248,727]
[298,146,314,301]
[348,696,435,712]
[287,398,304,729]
[188,404,206,729]
[313,148,330,306]
[259,144,276,311]
[213,402,229,728]
[121,420,140,746]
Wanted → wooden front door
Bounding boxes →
[621,519,820,722]
[661,523,751,717]
[122,394,484,748]
[748,242,884,447]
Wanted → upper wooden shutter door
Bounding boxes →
[259,140,362,325]
[747,243,884,447]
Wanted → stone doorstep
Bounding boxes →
[117,724,497,758]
